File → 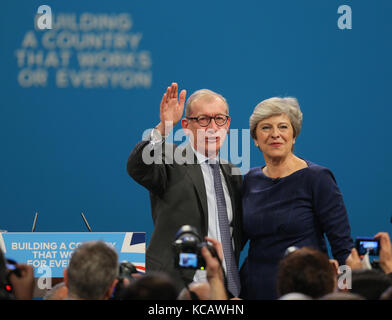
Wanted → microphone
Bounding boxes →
[80,212,92,232]
[272,177,280,184]
[31,212,38,232]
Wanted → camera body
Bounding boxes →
[355,237,380,256]
[111,261,138,300]
[118,261,138,279]
[173,225,217,270]
[3,259,22,294]
[6,259,21,278]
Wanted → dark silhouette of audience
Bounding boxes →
[350,269,392,300]
[115,272,178,300]
[276,247,336,299]
[1,231,392,301]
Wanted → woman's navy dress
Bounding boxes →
[240,160,353,299]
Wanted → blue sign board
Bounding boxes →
[0,232,145,277]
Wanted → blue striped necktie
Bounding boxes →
[209,163,241,297]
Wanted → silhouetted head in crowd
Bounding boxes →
[319,292,365,300]
[278,292,312,300]
[177,281,211,300]
[350,269,392,300]
[115,272,177,300]
[277,247,336,299]
[63,241,118,300]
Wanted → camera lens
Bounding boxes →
[173,225,205,270]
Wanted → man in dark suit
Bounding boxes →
[127,83,243,296]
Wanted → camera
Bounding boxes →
[6,259,21,278]
[172,225,217,270]
[111,261,138,300]
[3,259,22,294]
[118,261,138,279]
[355,237,380,256]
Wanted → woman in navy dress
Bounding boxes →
[240,97,353,300]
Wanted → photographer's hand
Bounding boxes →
[374,232,392,274]
[205,236,224,261]
[202,237,227,300]
[9,264,35,300]
[345,248,363,270]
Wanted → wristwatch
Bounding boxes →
[149,128,164,146]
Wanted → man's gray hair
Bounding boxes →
[249,97,303,140]
[67,241,118,300]
[185,89,229,117]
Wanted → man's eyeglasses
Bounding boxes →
[186,114,230,127]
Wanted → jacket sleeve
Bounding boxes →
[311,167,354,265]
[126,140,169,195]
[240,174,249,250]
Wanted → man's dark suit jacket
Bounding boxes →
[127,140,243,292]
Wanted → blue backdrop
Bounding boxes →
[1,1,391,264]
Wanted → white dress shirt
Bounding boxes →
[192,147,233,283]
